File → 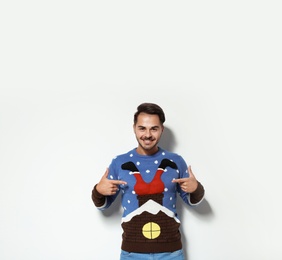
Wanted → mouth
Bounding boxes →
[141,138,155,145]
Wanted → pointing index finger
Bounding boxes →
[111,180,127,185]
[172,178,187,183]
[104,168,127,185]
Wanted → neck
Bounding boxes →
[136,146,159,156]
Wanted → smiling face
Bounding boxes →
[133,112,164,155]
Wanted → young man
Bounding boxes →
[92,102,205,260]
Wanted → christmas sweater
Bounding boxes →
[92,147,205,253]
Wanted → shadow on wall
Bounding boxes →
[158,126,177,152]
[179,198,214,260]
[160,127,214,260]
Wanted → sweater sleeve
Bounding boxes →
[91,184,106,208]
[189,181,205,205]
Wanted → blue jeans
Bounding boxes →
[120,249,185,260]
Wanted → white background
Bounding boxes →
[1,1,281,260]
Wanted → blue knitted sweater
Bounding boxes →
[92,147,204,253]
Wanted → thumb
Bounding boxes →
[188,165,195,178]
[102,168,110,179]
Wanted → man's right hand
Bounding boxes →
[96,168,127,196]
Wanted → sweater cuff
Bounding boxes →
[92,184,106,207]
[190,181,205,204]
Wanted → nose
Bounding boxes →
[144,129,152,137]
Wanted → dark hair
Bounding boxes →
[134,103,165,125]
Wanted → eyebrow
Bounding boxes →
[137,125,160,129]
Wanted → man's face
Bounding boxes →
[133,112,164,155]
